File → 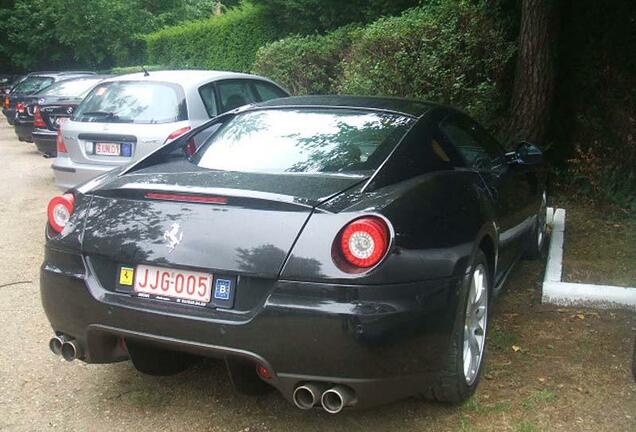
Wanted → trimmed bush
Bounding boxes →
[145,3,281,72]
[339,2,516,129]
[250,0,421,34]
[252,26,361,95]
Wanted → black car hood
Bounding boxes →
[81,165,366,278]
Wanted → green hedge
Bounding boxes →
[339,2,516,129]
[253,26,361,95]
[253,2,515,131]
[145,3,281,72]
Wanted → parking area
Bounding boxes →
[0,117,634,432]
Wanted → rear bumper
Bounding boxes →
[14,120,34,142]
[41,246,465,408]
[33,129,56,156]
[51,156,116,190]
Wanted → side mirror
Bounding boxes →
[507,141,543,165]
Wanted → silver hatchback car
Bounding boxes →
[52,70,288,190]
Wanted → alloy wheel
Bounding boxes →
[537,191,547,249]
[463,264,488,386]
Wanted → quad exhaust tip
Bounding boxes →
[293,383,356,413]
[49,335,66,356]
[61,340,80,362]
[321,385,356,414]
[293,383,327,410]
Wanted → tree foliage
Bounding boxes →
[253,25,362,95]
[254,2,516,132]
[0,0,236,72]
[250,0,421,33]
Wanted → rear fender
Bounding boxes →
[282,170,490,285]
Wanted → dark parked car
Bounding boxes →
[41,96,547,413]
[14,75,112,156]
[3,71,94,126]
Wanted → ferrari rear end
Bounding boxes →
[40,102,471,412]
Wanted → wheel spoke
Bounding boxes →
[474,305,486,321]
[469,333,480,368]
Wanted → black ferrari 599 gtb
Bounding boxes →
[41,96,547,413]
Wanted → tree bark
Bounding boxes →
[507,0,560,147]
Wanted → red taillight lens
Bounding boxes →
[338,217,390,269]
[3,96,9,109]
[164,126,197,155]
[255,363,273,380]
[47,194,75,233]
[165,126,191,143]
[33,105,46,128]
[16,102,25,113]
[185,140,197,156]
[56,128,68,153]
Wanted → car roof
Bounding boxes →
[253,95,437,118]
[103,70,272,88]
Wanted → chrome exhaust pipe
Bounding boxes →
[321,385,356,414]
[293,383,328,410]
[49,335,68,356]
[61,340,80,362]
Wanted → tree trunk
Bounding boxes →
[507,0,560,147]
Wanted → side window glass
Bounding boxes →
[253,81,288,101]
[217,80,258,113]
[440,115,501,171]
[198,83,218,117]
[468,120,505,163]
[369,121,454,188]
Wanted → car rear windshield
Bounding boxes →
[12,76,54,94]
[73,81,187,124]
[194,109,414,175]
[37,78,102,98]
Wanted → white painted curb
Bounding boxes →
[541,207,636,310]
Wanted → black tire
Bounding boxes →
[525,191,548,260]
[429,250,490,403]
[126,340,199,376]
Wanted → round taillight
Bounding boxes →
[338,217,390,269]
[47,194,75,233]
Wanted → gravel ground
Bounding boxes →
[0,118,634,432]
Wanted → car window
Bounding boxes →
[368,120,455,187]
[194,108,414,175]
[12,76,54,94]
[37,78,102,98]
[73,81,187,124]
[217,80,258,112]
[252,81,288,101]
[440,115,504,170]
[198,82,218,117]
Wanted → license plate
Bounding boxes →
[95,142,121,156]
[134,265,213,306]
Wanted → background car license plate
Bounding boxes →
[134,264,213,305]
[95,142,121,156]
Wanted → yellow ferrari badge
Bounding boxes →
[119,267,134,286]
